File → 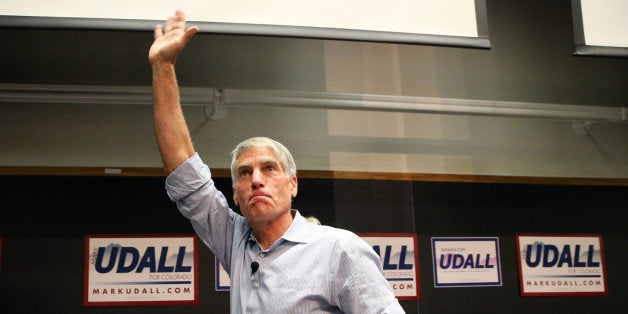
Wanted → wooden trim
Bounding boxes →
[0,166,168,177]
[1,166,627,186]
[297,170,628,186]
[0,166,229,178]
[299,170,628,186]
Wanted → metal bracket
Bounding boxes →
[204,89,227,120]
[572,121,594,135]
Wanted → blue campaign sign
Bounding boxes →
[431,237,502,287]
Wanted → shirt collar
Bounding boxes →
[281,210,315,244]
[246,210,314,247]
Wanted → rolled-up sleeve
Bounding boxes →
[166,153,213,213]
[164,153,235,271]
[165,154,209,198]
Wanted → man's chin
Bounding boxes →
[243,204,272,217]
[247,197,273,209]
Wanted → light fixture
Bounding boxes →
[1,83,625,122]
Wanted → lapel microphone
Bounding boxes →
[251,261,259,275]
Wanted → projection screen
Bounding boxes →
[0,0,490,48]
[572,0,628,57]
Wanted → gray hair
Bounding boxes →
[230,137,297,184]
[305,216,321,225]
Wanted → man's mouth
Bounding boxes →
[249,193,271,202]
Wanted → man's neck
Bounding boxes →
[251,210,295,250]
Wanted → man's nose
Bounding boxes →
[251,169,264,189]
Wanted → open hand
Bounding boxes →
[149,10,199,65]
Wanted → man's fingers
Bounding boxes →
[169,10,186,31]
[163,10,190,35]
[154,25,163,39]
[165,13,176,33]
[174,10,186,23]
[182,26,199,43]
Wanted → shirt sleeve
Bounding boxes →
[333,233,406,313]
[164,153,237,273]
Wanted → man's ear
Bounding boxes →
[289,176,298,198]
[232,186,239,206]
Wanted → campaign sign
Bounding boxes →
[361,233,420,300]
[516,234,607,296]
[431,237,502,287]
[84,234,198,306]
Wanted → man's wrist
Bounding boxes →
[151,59,175,70]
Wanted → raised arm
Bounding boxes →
[149,10,199,174]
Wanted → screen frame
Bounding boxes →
[0,0,490,48]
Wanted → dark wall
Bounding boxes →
[1,175,625,313]
[413,182,627,313]
[0,176,216,314]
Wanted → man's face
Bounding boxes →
[232,147,298,223]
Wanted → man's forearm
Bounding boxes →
[152,62,195,174]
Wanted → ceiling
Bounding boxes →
[0,1,627,106]
[0,0,627,178]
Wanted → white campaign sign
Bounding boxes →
[516,234,607,296]
[85,235,197,306]
[432,237,502,287]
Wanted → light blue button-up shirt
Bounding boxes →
[166,153,405,313]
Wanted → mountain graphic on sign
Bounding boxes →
[521,241,600,262]
[166,249,195,265]
[90,243,122,265]
[391,250,415,265]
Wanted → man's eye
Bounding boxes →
[239,170,251,177]
[265,165,275,171]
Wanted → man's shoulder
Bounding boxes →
[305,223,365,247]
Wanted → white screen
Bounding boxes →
[572,0,628,56]
[0,0,489,47]
[580,0,628,47]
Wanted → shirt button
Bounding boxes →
[259,252,266,258]
[253,282,260,288]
